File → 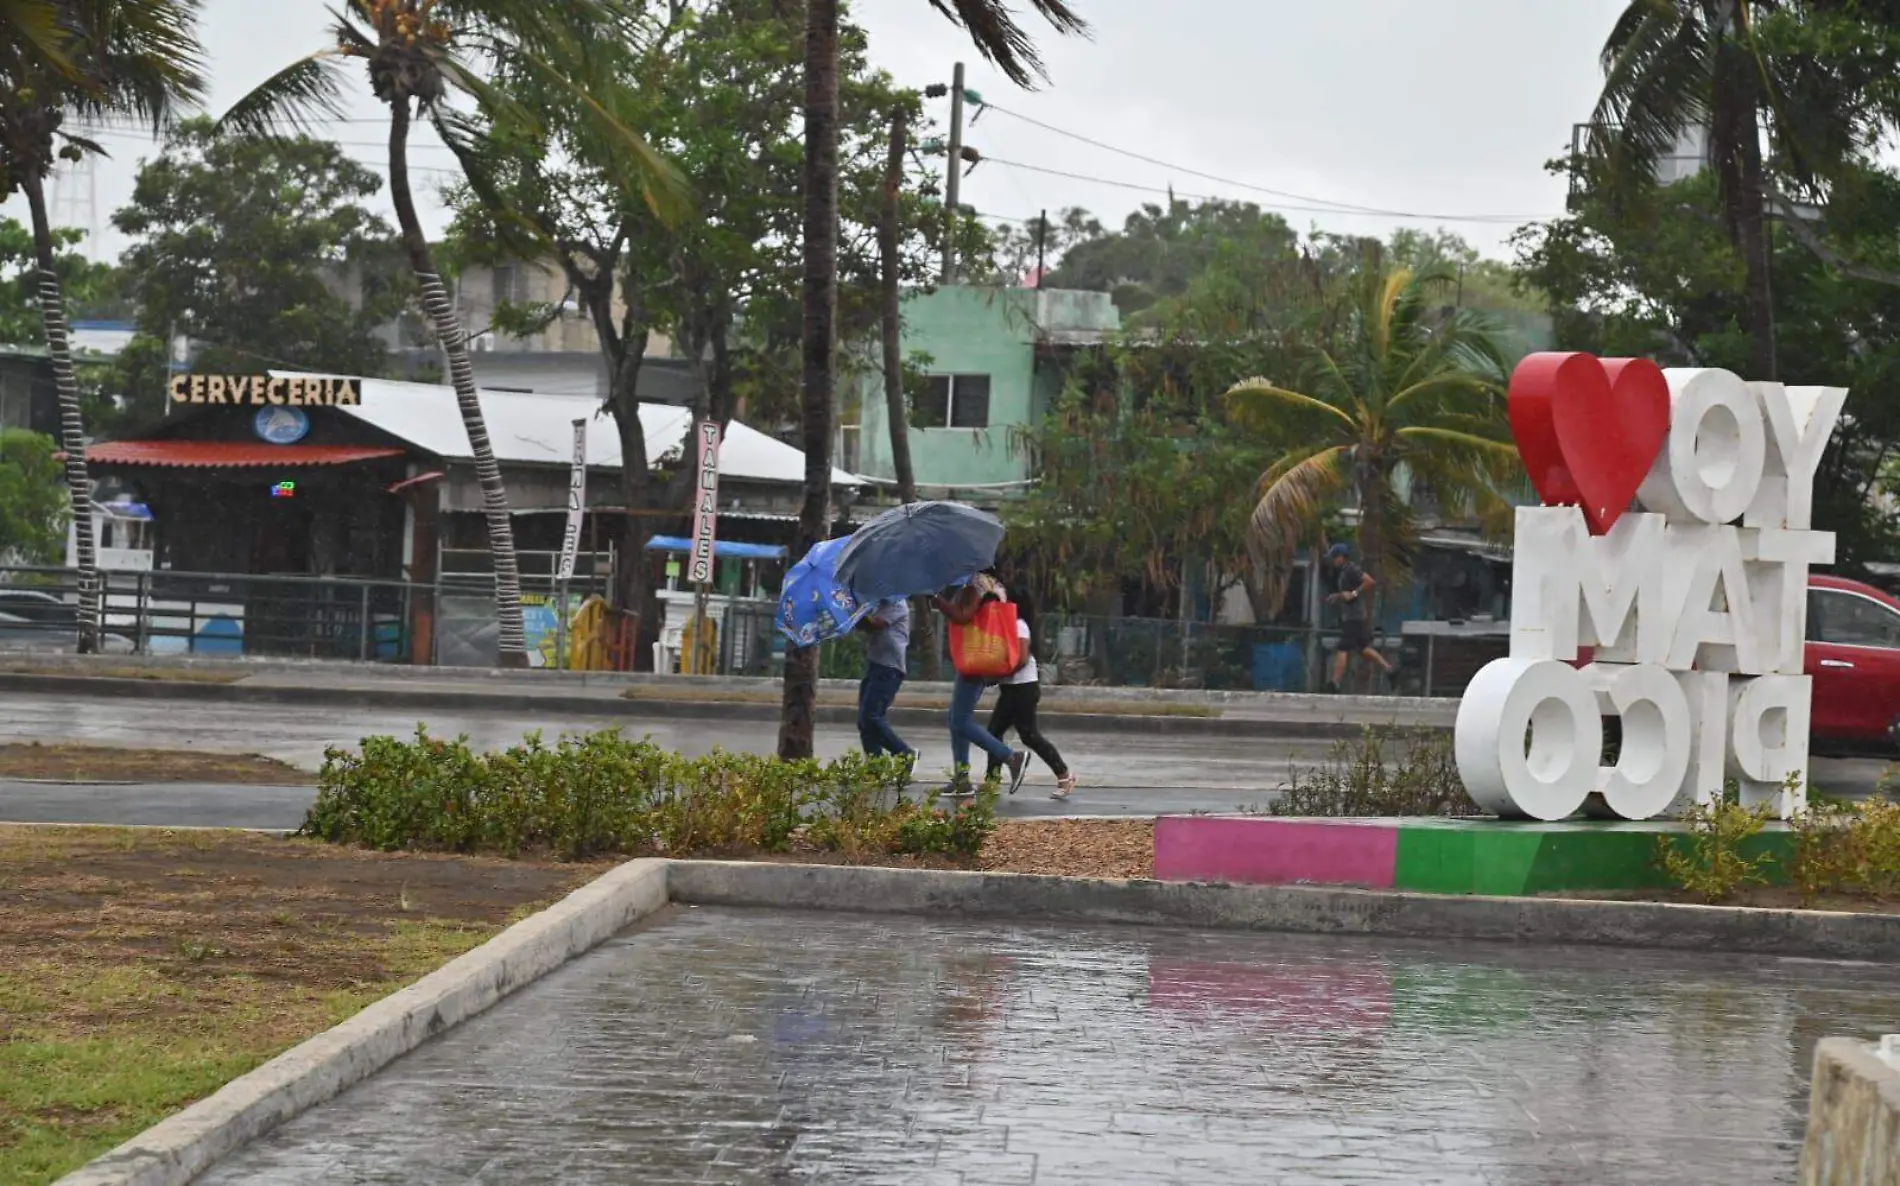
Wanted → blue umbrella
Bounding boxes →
[835,501,1006,602]
[776,538,876,648]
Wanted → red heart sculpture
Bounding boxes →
[1508,352,1670,535]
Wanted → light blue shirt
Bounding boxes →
[864,598,911,672]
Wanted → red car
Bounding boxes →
[1807,574,1900,754]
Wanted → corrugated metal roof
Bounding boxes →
[86,441,405,468]
[266,372,861,487]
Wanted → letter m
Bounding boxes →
[1510,506,1668,664]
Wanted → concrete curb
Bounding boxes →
[2,650,1454,712]
[1803,1037,1900,1184]
[665,861,1900,962]
[52,859,670,1186]
[0,671,1450,739]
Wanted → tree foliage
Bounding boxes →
[447,0,949,613]
[107,117,409,429]
[0,427,67,563]
[0,217,116,345]
[1516,157,1900,571]
[1224,263,1519,612]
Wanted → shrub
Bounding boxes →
[303,728,988,864]
[1789,799,1858,904]
[1271,727,1481,818]
[1656,795,1775,903]
[893,787,999,860]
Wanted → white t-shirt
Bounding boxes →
[1003,618,1038,685]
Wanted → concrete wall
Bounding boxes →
[857,285,1118,489]
[1802,1038,1900,1185]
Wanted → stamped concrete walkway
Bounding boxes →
[199,907,1900,1185]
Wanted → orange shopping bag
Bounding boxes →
[949,601,1024,679]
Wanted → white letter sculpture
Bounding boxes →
[1460,354,1843,820]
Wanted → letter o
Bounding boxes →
[1640,368,1767,525]
[1591,663,1692,820]
[1455,657,1603,821]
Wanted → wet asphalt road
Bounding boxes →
[0,691,1887,829]
[0,691,1323,827]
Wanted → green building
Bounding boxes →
[851,284,1119,492]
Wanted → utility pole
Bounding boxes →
[940,61,965,285]
[1035,209,1047,288]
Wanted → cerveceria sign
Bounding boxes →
[168,374,361,407]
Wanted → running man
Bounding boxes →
[1325,542,1395,692]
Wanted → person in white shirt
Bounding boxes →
[981,596,1076,800]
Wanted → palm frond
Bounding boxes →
[0,0,78,76]
[215,51,349,137]
[1368,266,1410,366]
[925,0,1089,88]
[1225,376,1357,433]
[1384,372,1504,422]
[1593,0,1711,186]
[479,38,688,222]
[1249,443,1351,612]
[1395,425,1522,462]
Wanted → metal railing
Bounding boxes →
[0,566,1505,696]
[0,566,415,662]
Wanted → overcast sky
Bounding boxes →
[14,0,1630,272]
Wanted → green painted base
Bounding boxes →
[1392,817,1793,896]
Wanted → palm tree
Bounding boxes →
[0,0,206,653]
[1223,263,1519,616]
[222,0,673,669]
[775,0,1088,760]
[1593,0,1777,379]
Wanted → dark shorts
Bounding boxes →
[1335,619,1374,653]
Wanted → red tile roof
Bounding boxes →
[85,442,406,468]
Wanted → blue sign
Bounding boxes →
[254,406,310,444]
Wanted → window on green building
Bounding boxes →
[915,374,991,430]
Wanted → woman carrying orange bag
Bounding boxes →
[934,569,1027,798]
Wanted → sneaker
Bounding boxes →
[1051,774,1076,801]
[1006,751,1029,795]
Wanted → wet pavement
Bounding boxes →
[0,689,1885,828]
[0,691,1328,827]
[198,906,1899,1185]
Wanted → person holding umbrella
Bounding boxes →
[855,597,913,763]
[935,570,1027,797]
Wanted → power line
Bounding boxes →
[976,155,1539,225]
[974,100,1558,224]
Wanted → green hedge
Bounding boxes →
[304,727,995,862]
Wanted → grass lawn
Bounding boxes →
[0,826,606,1185]
[0,744,311,785]
[0,816,1155,1184]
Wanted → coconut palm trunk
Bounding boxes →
[1710,31,1775,379]
[388,97,528,668]
[777,0,840,761]
[22,172,100,653]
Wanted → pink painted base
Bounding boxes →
[1153,816,1398,888]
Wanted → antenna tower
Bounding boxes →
[48,153,103,262]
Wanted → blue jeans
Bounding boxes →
[858,663,912,757]
[948,673,1012,772]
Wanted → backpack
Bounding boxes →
[949,600,1025,679]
